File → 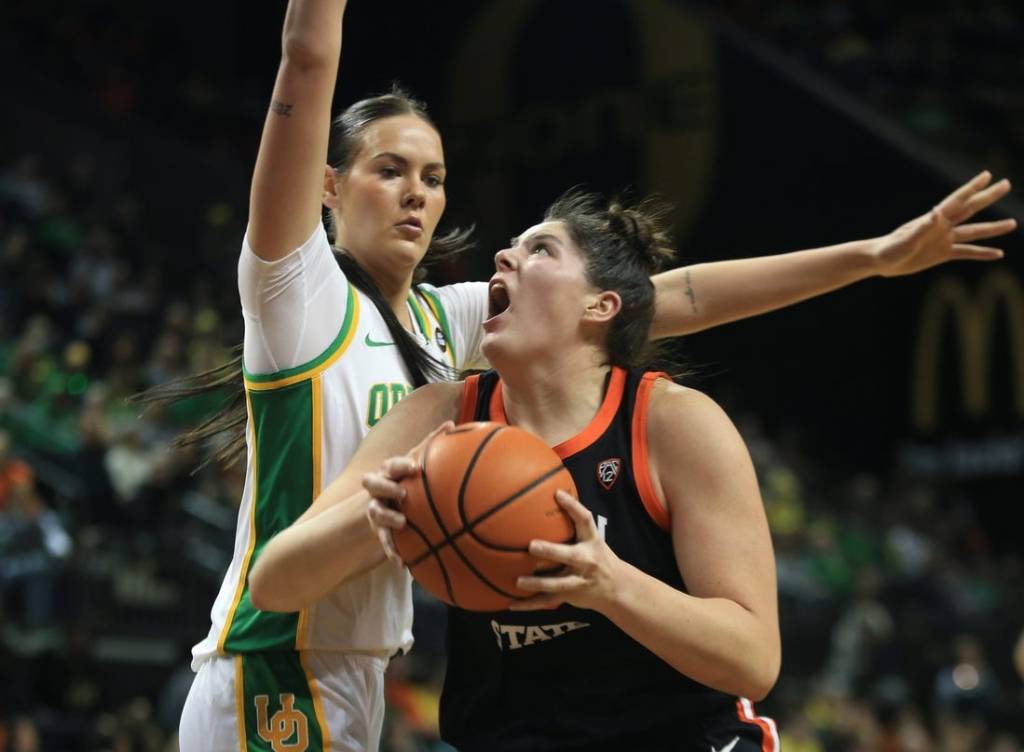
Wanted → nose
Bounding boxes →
[402,178,426,209]
[493,246,516,271]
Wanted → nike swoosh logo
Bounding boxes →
[365,333,396,348]
[712,737,740,752]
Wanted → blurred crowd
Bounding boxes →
[3,1,1024,750]
[5,1,1024,188]
[712,1,1024,186]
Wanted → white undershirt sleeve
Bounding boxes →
[432,281,490,371]
[237,223,349,375]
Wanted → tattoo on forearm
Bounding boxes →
[684,270,698,313]
[271,99,294,117]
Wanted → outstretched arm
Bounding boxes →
[650,171,1015,338]
[248,0,347,260]
[248,382,462,612]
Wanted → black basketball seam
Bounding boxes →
[460,464,568,551]
[401,516,455,604]
[428,426,536,601]
[418,429,461,604]
[410,426,570,605]
[406,462,567,566]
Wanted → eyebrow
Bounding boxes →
[509,232,564,248]
[370,151,446,172]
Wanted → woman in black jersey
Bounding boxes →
[253,189,783,749]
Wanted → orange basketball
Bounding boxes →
[395,422,577,611]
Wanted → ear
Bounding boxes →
[323,165,342,210]
[583,290,621,324]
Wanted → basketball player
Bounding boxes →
[249,180,1014,747]
[173,0,1016,747]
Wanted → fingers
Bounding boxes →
[960,178,1012,220]
[517,573,587,592]
[366,499,405,563]
[382,455,418,480]
[367,498,406,530]
[528,538,585,566]
[377,526,400,562]
[951,244,1005,261]
[937,170,992,218]
[962,180,1011,222]
[509,595,564,611]
[362,470,407,503]
[953,218,1017,243]
[555,490,597,539]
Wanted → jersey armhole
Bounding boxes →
[419,288,458,367]
[243,281,359,391]
[458,375,480,424]
[632,372,671,531]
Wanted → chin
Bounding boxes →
[480,334,534,374]
[381,240,427,271]
[479,334,511,367]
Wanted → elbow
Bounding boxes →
[743,643,782,702]
[247,563,297,614]
[281,33,337,73]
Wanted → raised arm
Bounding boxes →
[516,381,779,700]
[247,0,347,260]
[650,171,1015,338]
[248,382,462,612]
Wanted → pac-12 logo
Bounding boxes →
[254,693,309,752]
[597,458,622,490]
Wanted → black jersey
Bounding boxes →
[440,367,778,752]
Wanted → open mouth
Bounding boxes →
[486,280,510,321]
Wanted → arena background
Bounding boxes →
[1,1,1022,749]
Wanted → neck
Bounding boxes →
[497,347,612,447]
[360,261,415,332]
[379,278,415,331]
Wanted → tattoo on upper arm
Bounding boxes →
[271,99,294,117]
[684,270,698,313]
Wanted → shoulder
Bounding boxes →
[420,281,488,310]
[645,379,751,482]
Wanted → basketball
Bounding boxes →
[395,421,577,611]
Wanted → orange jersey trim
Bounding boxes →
[736,698,779,751]
[459,375,481,424]
[631,372,670,531]
[489,367,628,460]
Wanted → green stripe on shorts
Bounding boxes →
[239,653,324,751]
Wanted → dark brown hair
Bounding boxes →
[544,189,675,370]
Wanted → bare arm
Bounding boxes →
[650,171,1015,338]
[247,0,347,261]
[517,382,779,700]
[248,382,462,612]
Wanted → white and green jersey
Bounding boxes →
[191,223,487,666]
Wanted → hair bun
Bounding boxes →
[606,200,675,273]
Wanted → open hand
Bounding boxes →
[511,490,625,612]
[872,171,1016,277]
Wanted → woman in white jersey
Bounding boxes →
[166,0,1016,748]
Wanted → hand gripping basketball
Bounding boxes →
[512,490,627,613]
[383,421,577,611]
[364,421,455,562]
